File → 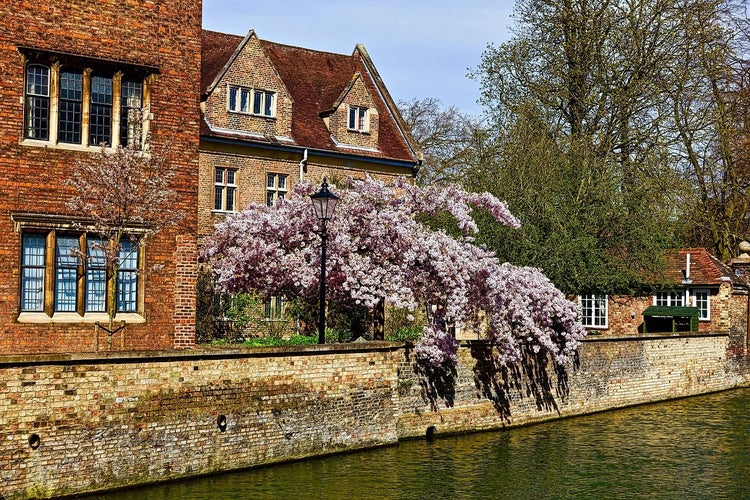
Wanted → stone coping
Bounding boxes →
[579,332,729,343]
[0,341,404,367]
[0,333,729,367]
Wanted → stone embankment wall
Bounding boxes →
[1,334,747,498]
[398,334,745,438]
[0,345,401,498]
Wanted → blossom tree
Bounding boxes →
[202,176,586,369]
[65,140,183,342]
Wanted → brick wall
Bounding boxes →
[203,33,293,139]
[0,0,201,353]
[198,145,413,242]
[1,336,747,498]
[397,334,744,438]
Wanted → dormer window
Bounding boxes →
[348,105,369,132]
[228,85,275,118]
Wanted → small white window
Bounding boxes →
[214,167,237,212]
[266,173,287,206]
[654,291,685,307]
[692,289,710,321]
[348,105,368,132]
[579,294,608,328]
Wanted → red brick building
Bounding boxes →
[0,1,202,353]
[578,248,748,352]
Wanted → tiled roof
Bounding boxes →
[200,30,418,164]
[662,248,733,286]
[201,30,241,96]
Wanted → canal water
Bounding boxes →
[100,389,750,500]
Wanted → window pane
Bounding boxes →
[21,234,46,311]
[120,79,143,147]
[267,174,276,188]
[55,236,80,312]
[25,65,50,140]
[228,86,237,111]
[214,186,224,210]
[253,91,262,114]
[264,92,273,116]
[117,240,138,312]
[26,65,49,96]
[215,168,225,184]
[241,89,250,113]
[226,169,236,185]
[348,107,356,129]
[226,187,236,211]
[90,75,113,146]
[58,70,83,144]
[358,108,367,130]
[86,238,107,312]
[277,175,286,190]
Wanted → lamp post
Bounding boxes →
[310,177,339,344]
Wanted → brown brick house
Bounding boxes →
[198,29,421,336]
[579,248,748,353]
[199,29,421,242]
[0,1,202,354]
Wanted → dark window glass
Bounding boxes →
[25,65,50,140]
[58,70,83,144]
[89,75,113,146]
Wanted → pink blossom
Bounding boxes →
[203,176,585,367]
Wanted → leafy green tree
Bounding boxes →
[472,0,750,265]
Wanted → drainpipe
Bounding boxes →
[299,149,308,182]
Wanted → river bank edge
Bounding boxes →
[1,333,747,498]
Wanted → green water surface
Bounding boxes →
[98,388,750,499]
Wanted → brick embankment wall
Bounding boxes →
[397,334,746,439]
[0,344,400,499]
[0,334,747,498]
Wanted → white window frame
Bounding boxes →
[264,296,284,320]
[691,289,710,321]
[214,167,237,212]
[348,105,369,132]
[266,173,288,206]
[654,291,686,307]
[227,85,276,118]
[579,294,608,329]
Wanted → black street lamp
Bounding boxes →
[310,177,340,344]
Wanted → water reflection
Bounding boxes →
[99,389,750,500]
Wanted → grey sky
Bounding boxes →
[202,1,515,116]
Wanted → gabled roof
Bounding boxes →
[662,248,733,286]
[200,29,419,165]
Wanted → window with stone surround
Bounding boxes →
[214,167,237,212]
[21,49,153,151]
[348,105,369,132]
[266,173,287,206]
[227,85,276,118]
[19,228,143,319]
[579,294,608,328]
